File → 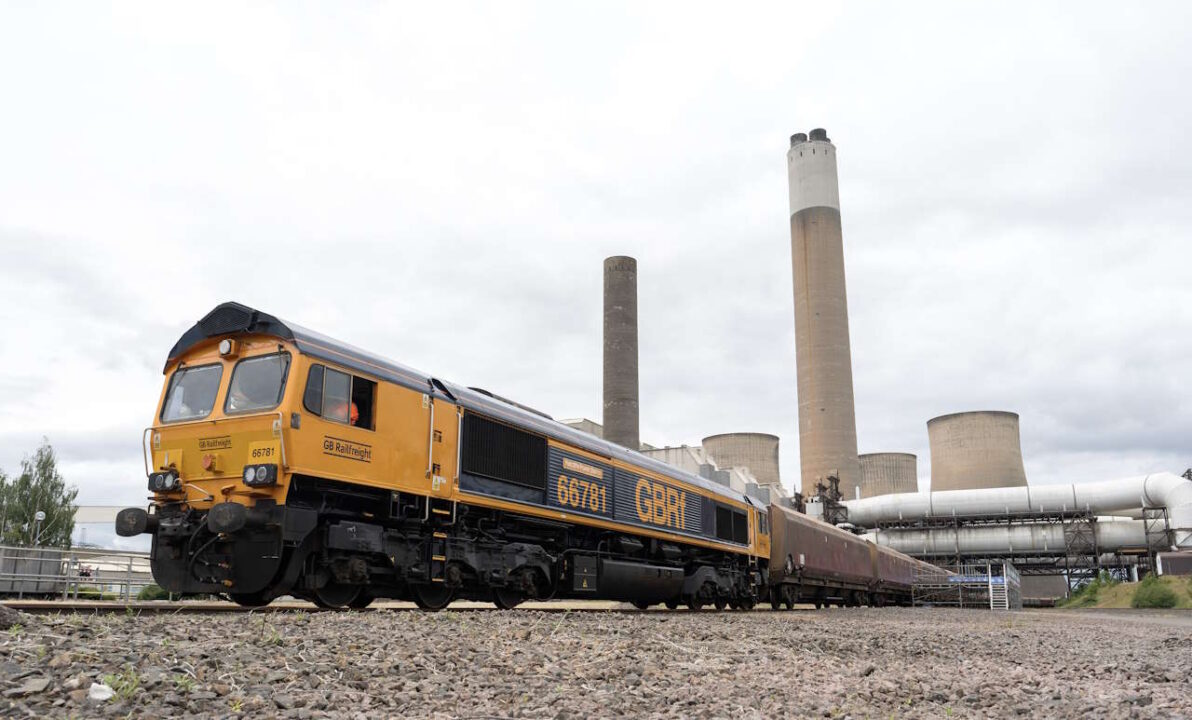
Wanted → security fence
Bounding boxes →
[0,545,153,601]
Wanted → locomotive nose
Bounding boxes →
[115,507,159,537]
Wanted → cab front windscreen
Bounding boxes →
[161,364,223,422]
[225,352,291,414]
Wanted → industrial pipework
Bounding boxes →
[787,129,861,499]
[844,472,1192,550]
[867,519,1151,556]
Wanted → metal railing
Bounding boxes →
[0,545,153,601]
[913,562,1023,610]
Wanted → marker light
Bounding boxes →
[241,464,278,487]
[148,471,179,492]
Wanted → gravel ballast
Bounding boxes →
[0,606,1188,718]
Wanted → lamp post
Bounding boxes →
[33,511,46,546]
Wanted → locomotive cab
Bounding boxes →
[116,304,319,603]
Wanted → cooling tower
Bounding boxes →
[786,128,861,498]
[858,453,918,498]
[603,256,639,450]
[928,411,1028,491]
[702,433,781,487]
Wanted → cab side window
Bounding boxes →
[303,364,377,430]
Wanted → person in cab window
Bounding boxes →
[326,399,360,426]
[228,367,278,412]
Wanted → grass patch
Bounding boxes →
[136,584,172,601]
[76,586,119,601]
[1132,574,1180,608]
[1058,571,1117,608]
[1059,574,1192,609]
[101,665,141,701]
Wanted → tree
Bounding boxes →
[0,440,78,547]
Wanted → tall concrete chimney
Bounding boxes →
[603,256,639,450]
[787,128,861,499]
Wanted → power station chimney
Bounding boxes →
[603,256,639,450]
[786,128,862,499]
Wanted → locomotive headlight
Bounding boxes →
[241,464,278,487]
[147,471,178,492]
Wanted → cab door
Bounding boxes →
[424,387,460,499]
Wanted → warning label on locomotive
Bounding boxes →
[198,435,232,451]
[322,436,372,463]
[548,448,613,518]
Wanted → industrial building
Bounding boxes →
[778,129,1190,599]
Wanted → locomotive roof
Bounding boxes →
[169,302,758,508]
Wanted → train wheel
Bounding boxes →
[685,596,704,611]
[714,598,728,611]
[783,595,795,611]
[631,600,652,610]
[813,601,823,610]
[349,590,375,610]
[411,583,454,611]
[770,593,781,611]
[664,599,679,610]
[313,582,361,610]
[492,587,524,610]
[229,591,271,608]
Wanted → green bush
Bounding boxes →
[1132,575,1178,609]
[136,584,171,601]
[75,586,118,601]
[1059,571,1117,608]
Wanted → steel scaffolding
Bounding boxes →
[912,562,1022,610]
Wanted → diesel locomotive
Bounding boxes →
[117,302,941,610]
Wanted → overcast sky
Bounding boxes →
[2,3,1190,548]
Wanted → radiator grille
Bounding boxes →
[461,414,547,490]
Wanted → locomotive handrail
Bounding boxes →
[272,411,288,470]
[142,427,152,476]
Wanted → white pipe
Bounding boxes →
[865,519,1147,555]
[844,472,1192,549]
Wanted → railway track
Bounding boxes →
[3,599,812,615]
